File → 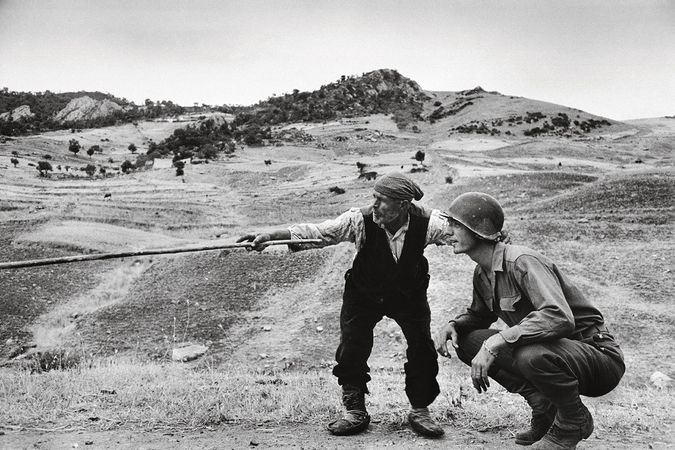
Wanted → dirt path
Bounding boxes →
[1,424,663,449]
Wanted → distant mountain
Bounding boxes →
[148,69,630,162]
[53,96,123,122]
[0,89,130,120]
[234,69,428,129]
[0,105,35,121]
[0,89,188,136]
[421,87,622,138]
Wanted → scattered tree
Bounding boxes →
[37,160,53,177]
[128,143,137,154]
[174,160,185,177]
[414,150,425,164]
[10,158,18,167]
[68,139,81,156]
[84,164,96,177]
[120,160,133,173]
[88,144,101,157]
[11,150,18,156]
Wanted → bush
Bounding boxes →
[37,160,52,176]
[120,160,133,173]
[68,139,81,156]
[174,160,185,177]
[29,349,81,373]
[84,164,97,177]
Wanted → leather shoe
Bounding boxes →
[327,410,370,436]
[408,407,444,438]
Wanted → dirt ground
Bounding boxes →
[1,424,668,450]
[1,112,673,448]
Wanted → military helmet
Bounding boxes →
[446,192,504,241]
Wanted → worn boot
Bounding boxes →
[327,384,370,436]
[490,369,556,446]
[408,407,445,438]
[515,392,557,445]
[530,399,593,450]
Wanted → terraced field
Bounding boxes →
[0,115,673,449]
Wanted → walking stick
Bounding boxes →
[0,239,322,270]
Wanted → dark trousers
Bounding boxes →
[332,290,440,408]
[455,329,625,406]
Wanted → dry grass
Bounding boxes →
[0,356,669,439]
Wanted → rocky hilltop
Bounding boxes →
[0,105,35,121]
[235,69,427,127]
[54,96,123,123]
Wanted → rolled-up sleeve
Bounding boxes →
[426,209,453,246]
[288,207,364,250]
[499,256,575,345]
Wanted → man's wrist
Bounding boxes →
[486,333,508,351]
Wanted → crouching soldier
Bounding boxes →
[434,192,624,449]
[239,173,450,438]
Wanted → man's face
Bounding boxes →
[372,192,405,225]
[447,218,479,254]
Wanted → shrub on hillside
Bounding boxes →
[174,160,185,177]
[120,160,133,174]
[37,160,52,177]
[68,139,81,156]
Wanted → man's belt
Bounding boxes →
[574,324,610,340]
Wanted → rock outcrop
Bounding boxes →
[54,96,122,123]
[0,105,35,121]
[171,344,208,362]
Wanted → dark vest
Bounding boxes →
[347,205,430,301]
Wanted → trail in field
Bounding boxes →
[0,424,660,449]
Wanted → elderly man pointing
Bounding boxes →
[238,173,450,438]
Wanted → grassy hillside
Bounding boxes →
[0,87,672,448]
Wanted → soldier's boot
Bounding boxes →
[530,397,594,450]
[327,384,370,436]
[488,369,555,446]
[514,391,557,446]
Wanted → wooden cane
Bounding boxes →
[0,239,322,270]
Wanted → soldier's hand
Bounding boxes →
[470,347,494,393]
[236,233,271,252]
[434,322,459,358]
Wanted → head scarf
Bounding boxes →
[374,172,424,201]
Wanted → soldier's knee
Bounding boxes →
[513,344,548,375]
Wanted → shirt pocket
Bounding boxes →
[499,294,521,312]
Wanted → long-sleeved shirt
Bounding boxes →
[451,242,605,346]
[288,206,452,261]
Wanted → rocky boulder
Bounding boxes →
[171,343,208,362]
[0,105,35,121]
[54,96,122,123]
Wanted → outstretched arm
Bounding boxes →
[237,229,291,251]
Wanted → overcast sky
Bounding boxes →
[1,0,673,120]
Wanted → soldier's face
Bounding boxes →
[372,192,404,224]
[447,219,479,254]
